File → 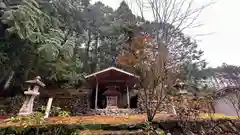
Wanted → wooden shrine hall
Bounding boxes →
[85,67,139,110]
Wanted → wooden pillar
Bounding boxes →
[87,93,90,109]
[95,80,99,109]
[127,85,130,109]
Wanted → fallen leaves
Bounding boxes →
[47,114,147,125]
[0,113,238,128]
[0,113,173,127]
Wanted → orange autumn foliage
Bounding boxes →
[116,35,153,67]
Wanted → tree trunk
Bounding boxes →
[73,33,81,63]
[147,109,154,122]
[92,32,99,72]
[84,29,92,73]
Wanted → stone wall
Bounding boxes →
[92,109,141,116]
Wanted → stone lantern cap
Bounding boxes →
[174,79,185,88]
[174,79,189,95]
[25,76,45,87]
[24,91,40,96]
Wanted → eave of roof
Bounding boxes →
[84,67,138,79]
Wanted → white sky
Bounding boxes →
[92,0,240,68]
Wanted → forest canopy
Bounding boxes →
[0,0,209,95]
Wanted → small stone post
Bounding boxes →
[18,76,45,116]
[44,97,53,118]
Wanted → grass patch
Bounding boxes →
[199,113,240,119]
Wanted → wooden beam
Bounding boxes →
[99,80,126,83]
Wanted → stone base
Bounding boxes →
[93,109,141,116]
[105,105,118,109]
[18,112,32,116]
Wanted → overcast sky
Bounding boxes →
[91,0,240,68]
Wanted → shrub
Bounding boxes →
[39,106,70,117]
[58,111,70,117]
[6,112,46,127]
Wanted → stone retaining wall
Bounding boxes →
[92,109,142,116]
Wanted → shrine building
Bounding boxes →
[85,67,139,110]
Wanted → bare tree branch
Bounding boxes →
[135,0,215,42]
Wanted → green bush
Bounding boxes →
[58,111,70,117]
[6,112,46,128]
[39,106,71,117]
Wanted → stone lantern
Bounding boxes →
[174,79,188,95]
[174,79,189,105]
[18,76,45,116]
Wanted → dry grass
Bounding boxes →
[47,113,174,125]
[199,113,240,119]
[0,113,174,128]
